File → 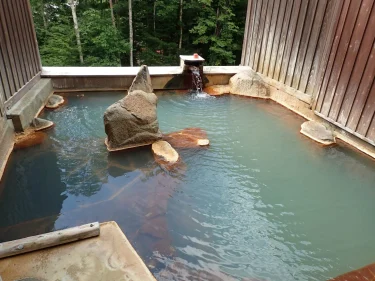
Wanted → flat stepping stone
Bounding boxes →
[300,120,335,145]
[152,140,179,164]
[46,94,64,109]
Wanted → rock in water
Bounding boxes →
[46,94,65,109]
[229,70,269,98]
[128,65,153,93]
[163,128,210,148]
[30,118,54,131]
[104,90,162,151]
[152,140,179,164]
[300,120,335,145]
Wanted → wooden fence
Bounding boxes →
[242,0,375,145]
[0,0,42,113]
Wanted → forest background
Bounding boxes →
[30,0,248,67]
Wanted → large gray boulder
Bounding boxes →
[229,70,269,98]
[128,65,153,93]
[104,90,162,151]
[300,120,335,145]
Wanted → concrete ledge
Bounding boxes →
[41,66,250,77]
[0,119,14,181]
[0,221,156,281]
[6,79,53,132]
[42,66,246,91]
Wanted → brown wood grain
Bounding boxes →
[346,41,375,131]
[262,0,281,75]
[25,0,42,72]
[291,0,319,90]
[320,0,363,116]
[298,0,328,93]
[268,0,287,77]
[329,0,374,121]
[338,4,375,126]
[241,0,252,66]
[273,0,294,80]
[249,0,264,69]
[253,0,269,71]
[316,0,351,112]
[367,115,375,141]
[6,0,28,85]
[284,0,309,86]
[356,79,375,136]
[257,0,275,73]
[308,0,343,98]
[245,0,258,66]
[279,0,302,84]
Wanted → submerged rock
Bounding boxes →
[14,130,47,150]
[104,91,162,151]
[204,85,230,96]
[104,66,162,151]
[45,94,65,109]
[30,118,54,131]
[128,65,153,94]
[152,140,179,164]
[229,70,269,98]
[329,263,375,281]
[163,128,210,148]
[300,120,335,145]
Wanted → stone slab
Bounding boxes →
[6,79,53,132]
[0,221,156,281]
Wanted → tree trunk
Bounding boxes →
[68,0,84,64]
[109,0,116,27]
[153,0,156,34]
[41,0,47,29]
[178,0,183,49]
[129,0,133,66]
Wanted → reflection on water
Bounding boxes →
[1,92,375,281]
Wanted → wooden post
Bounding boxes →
[0,222,100,259]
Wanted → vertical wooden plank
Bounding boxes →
[249,0,264,69]
[337,3,375,125]
[25,0,42,72]
[356,81,375,136]
[299,0,329,93]
[19,0,38,76]
[291,0,319,90]
[0,0,22,92]
[273,0,294,81]
[268,0,287,77]
[245,0,259,66]
[262,0,281,75]
[366,115,375,141]
[278,0,302,84]
[320,0,363,117]
[258,0,275,74]
[14,0,34,80]
[241,0,252,65]
[254,0,271,72]
[315,0,351,112]
[0,39,12,99]
[0,2,17,99]
[328,0,373,121]
[285,0,309,86]
[307,0,343,98]
[6,0,29,84]
[346,41,375,131]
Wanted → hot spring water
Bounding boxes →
[1,92,375,280]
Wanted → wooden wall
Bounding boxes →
[242,0,375,145]
[0,0,42,112]
[315,0,375,145]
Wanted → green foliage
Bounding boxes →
[80,9,129,66]
[31,0,247,66]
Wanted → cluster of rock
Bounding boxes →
[104,65,210,167]
[204,69,270,99]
